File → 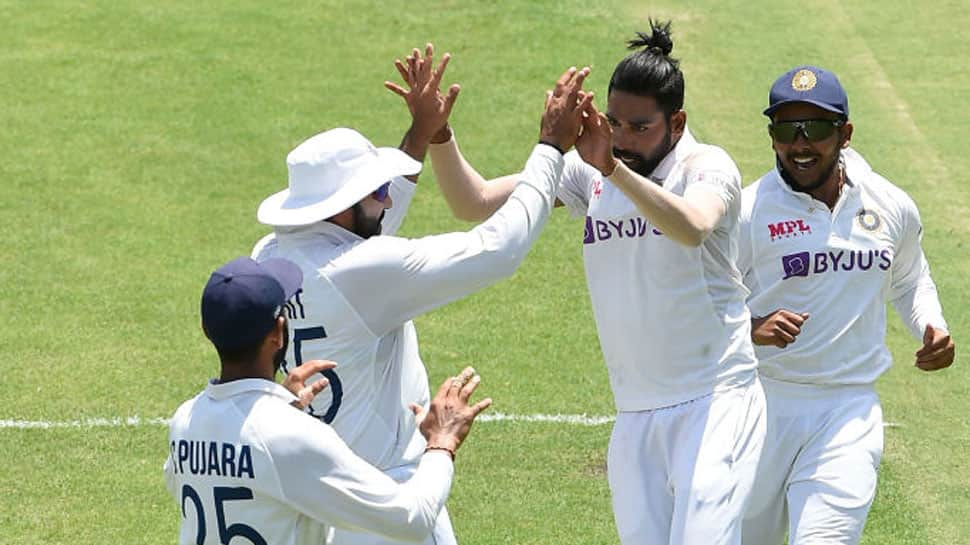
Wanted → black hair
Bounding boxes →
[215,339,263,365]
[608,19,685,118]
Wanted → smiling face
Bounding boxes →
[771,102,853,193]
[606,90,685,179]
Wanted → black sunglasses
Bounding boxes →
[768,119,845,144]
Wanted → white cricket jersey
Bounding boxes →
[252,144,563,470]
[738,147,948,385]
[557,128,757,411]
[163,379,454,545]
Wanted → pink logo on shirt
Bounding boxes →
[768,219,812,241]
[592,179,603,199]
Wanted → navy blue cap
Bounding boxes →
[201,256,303,350]
[764,65,848,119]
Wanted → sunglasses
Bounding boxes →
[372,181,391,202]
[768,119,845,144]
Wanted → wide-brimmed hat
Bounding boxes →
[257,128,422,226]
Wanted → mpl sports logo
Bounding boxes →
[781,248,892,279]
[584,216,663,244]
[768,219,812,241]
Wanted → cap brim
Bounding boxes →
[257,147,422,227]
[259,258,303,299]
[764,99,846,118]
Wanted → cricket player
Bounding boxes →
[251,62,593,545]
[392,22,766,545]
[738,65,956,545]
[163,256,492,545]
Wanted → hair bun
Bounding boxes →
[627,19,674,56]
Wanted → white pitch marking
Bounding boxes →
[0,415,900,430]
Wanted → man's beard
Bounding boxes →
[273,319,289,374]
[777,151,841,193]
[612,129,673,182]
[351,202,384,239]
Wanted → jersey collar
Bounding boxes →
[649,126,698,185]
[274,219,363,245]
[205,378,299,404]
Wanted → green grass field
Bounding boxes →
[1,1,967,543]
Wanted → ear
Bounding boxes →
[268,316,286,349]
[670,110,687,138]
[840,121,853,149]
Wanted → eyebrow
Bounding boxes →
[606,114,659,125]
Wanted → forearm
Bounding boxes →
[892,271,948,340]
[607,162,721,247]
[398,125,435,182]
[428,132,517,221]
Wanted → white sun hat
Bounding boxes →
[257,128,422,227]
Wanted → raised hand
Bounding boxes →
[281,359,336,410]
[915,324,955,371]
[539,66,593,153]
[417,367,492,457]
[385,43,460,144]
[576,98,618,176]
[751,309,810,349]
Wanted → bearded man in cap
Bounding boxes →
[164,256,492,545]
[738,65,955,545]
[252,57,593,545]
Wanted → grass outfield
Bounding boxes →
[0,0,967,543]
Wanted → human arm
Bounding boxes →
[337,67,590,335]
[889,198,954,370]
[575,101,730,247]
[275,367,490,542]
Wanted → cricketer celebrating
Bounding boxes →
[738,65,956,545]
[393,22,766,545]
[251,62,593,545]
[163,256,492,545]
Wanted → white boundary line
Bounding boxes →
[0,414,899,430]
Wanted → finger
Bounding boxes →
[288,359,337,382]
[775,329,796,344]
[408,402,425,418]
[916,334,950,357]
[780,310,807,326]
[553,66,577,97]
[458,374,481,401]
[442,84,461,114]
[916,352,954,371]
[923,324,936,346]
[577,90,595,113]
[384,81,409,98]
[917,341,954,363]
[565,66,591,103]
[435,376,454,399]
[470,397,493,415]
[431,52,451,89]
[393,59,411,84]
[774,339,789,349]
[776,319,802,337]
[545,89,553,108]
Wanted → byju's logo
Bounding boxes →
[782,252,811,279]
[583,216,662,244]
[780,249,892,280]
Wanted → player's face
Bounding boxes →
[606,90,685,179]
[771,102,852,193]
[350,187,393,239]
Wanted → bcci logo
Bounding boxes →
[781,251,811,279]
[792,69,818,91]
[856,208,882,231]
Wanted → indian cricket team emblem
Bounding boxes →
[791,69,818,92]
[856,207,882,231]
[592,179,603,198]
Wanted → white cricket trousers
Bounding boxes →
[328,463,457,545]
[741,378,883,545]
[608,378,766,545]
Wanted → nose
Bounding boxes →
[613,128,633,152]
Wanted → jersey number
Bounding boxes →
[181,485,267,545]
[291,326,343,424]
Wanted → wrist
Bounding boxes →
[600,157,618,177]
[538,139,565,155]
[430,124,453,145]
[424,444,456,461]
